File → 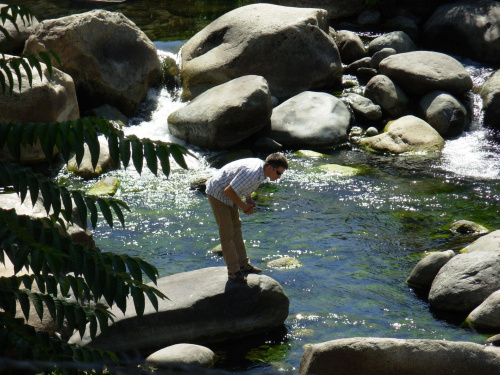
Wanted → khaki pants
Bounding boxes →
[207,194,249,273]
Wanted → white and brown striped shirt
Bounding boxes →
[206,158,266,206]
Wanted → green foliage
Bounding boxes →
[0,4,192,374]
[1,5,61,95]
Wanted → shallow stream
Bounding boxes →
[15,1,500,372]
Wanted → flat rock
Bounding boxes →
[69,267,289,352]
[298,337,500,375]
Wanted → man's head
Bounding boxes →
[264,153,288,181]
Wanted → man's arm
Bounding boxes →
[224,186,255,215]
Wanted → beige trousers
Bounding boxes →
[207,194,249,273]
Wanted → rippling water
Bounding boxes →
[65,43,500,372]
[24,2,500,372]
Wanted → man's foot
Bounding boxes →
[240,263,262,274]
[228,271,247,284]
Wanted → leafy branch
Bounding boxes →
[1,5,61,94]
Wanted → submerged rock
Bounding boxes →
[88,176,119,196]
[317,164,363,176]
[267,257,302,269]
[450,220,489,236]
[69,267,289,352]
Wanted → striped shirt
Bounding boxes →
[206,158,266,206]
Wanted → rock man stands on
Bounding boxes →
[206,153,289,284]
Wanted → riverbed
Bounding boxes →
[16,1,500,373]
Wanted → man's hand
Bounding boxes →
[224,186,256,215]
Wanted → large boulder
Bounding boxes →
[466,290,500,332]
[0,3,39,54]
[406,250,455,290]
[269,91,351,149]
[24,10,161,116]
[334,30,366,64]
[0,192,94,248]
[0,56,79,164]
[480,70,500,130]
[463,229,500,253]
[359,116,444,154]
[379,51,473,96]
[342,93,383,126]
[168,75,272,149]
[0,56,79,124]
[69,267,289,352]
[364,75,409,119]
[422,0,500,65]
[428,251,500,315]
[298,337,500,375]
[418,90,468,137]
[367,31,417,55]
[180,4,342,101]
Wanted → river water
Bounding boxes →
[15,1,500,373]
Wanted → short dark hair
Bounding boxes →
[265,153,288,170]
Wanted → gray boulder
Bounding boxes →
[0,3,39,54]
[24,10,161,116]
[370,48,396,69]
[367,31,417,55]
[298,337,500,375]
[0,57,79,124]
[342,93,382,125]
[67,142,117,179]
[146,343,216,369]
[379,51,473,96]
[269,91,351,149]
[406,250,455,289]
[466,290,500,331]
[358,115,445,154]
[422,0,500,64]
[429,251,500,315]
[168,75,272,149]
[68,267,289,352]
[335,30,365,64]
[418,90,468,137]
[463,229,500,253]
[480,70,500,129]
[364,75,409,119]
[180,4,342,101]
[346,57,371,75]
[0,56,79,164]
